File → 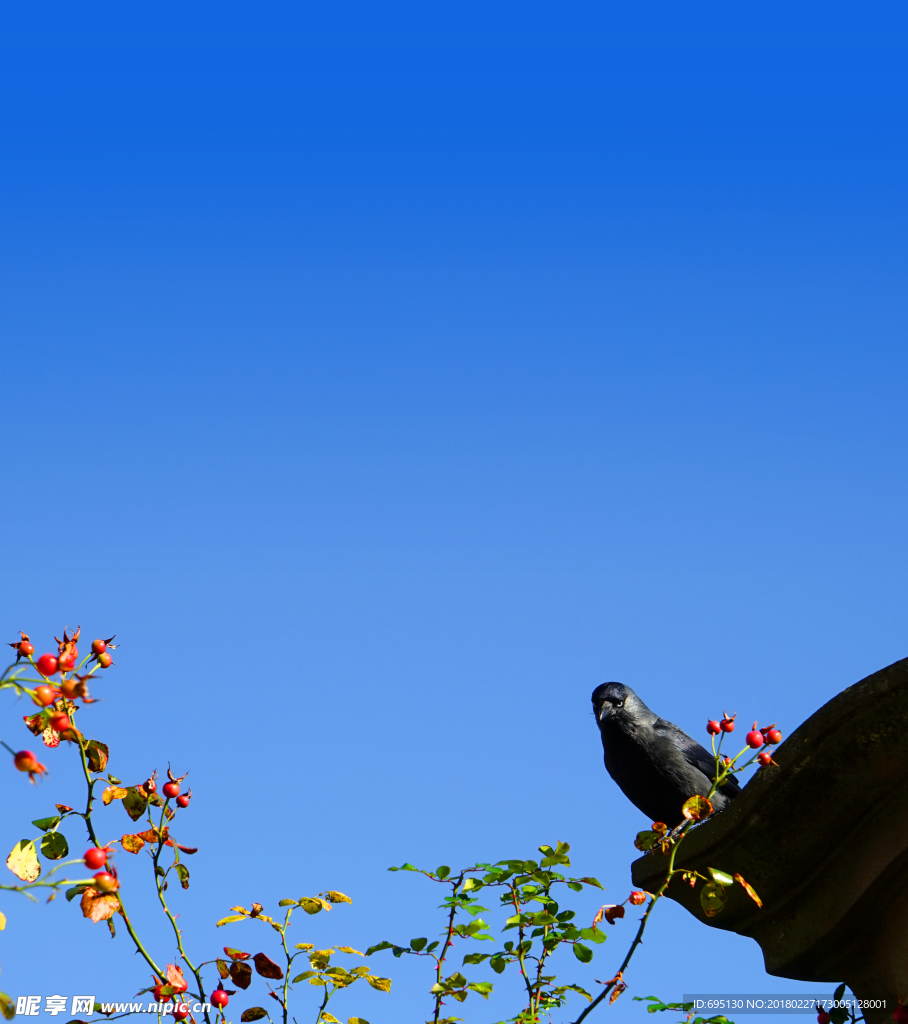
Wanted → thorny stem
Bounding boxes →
[73,723,164,980]
[152,800,211,1024]
[279,906,296,1024]
[432,872,465,1024]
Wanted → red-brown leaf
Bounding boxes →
[229,961,252,990]
[252,952,284,980]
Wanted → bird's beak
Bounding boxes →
[597,705,613,723]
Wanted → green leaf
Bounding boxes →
[467,982,493,998]
[410,937,427,951]
[216,915,248,926]
[388,862,417,872]
[175,863,190,889]
[107,774,123,784]
[699,882,728,918]
[240,1009,267,1022]
[65,884,90,901]
[278,898,298,907]
[567,881,582,891]
[436,865,451,879]
[707,867,734,888]
[32,816,61,831]
[84,740,109,773]
[40,831,68,860]
[489,956,507,974]
[461,954,488,965]
[579,927,606,944]
[292,971,317,982]
[365,941,394,955]
[572,942,593,963]
[0,994,14,1021]
[7,839,40,881]
[122,787,148,822]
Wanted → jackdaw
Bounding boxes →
[591,681,741,826]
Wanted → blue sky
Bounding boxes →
[2,2,907,1021]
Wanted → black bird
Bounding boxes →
[591,682,741,826]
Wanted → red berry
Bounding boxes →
[720,717,735,732]
[14,750,39,773]
[93,871,119,893]
[163,781,180,799]
[757,751,773,766]
[172,1006,189,1021]
[176,793,190,808]
[20,641,34,657]
[764,728,782,744]
[33,684,57,706]
[893,1008,908,1024]
[58,654,76,673]
[210,989,229,1009]
[91,639,107,655]
[84,847,108,870]
[746,723,764,748]
[817,1012,830,1024]
[97,652,112,668]
[145,778,157,794]
[36,653,58,676]
[706,720,721,735]
[49,712,71,733]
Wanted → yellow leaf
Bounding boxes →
[102,786,128,805]
[0,910,5,930]
[7,840,40,882]
[216,915,249,927]
[322,890,352,904]
[230,906,250,915]
[0,993,14,1021]
[347,1019,370,1024]
[121,834,146,854]
[365,976,391,993]
[320,1014,340,1023]
[299,897,331,915]
[295,942,315,951]
[335,946,364,956]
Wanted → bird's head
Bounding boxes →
[591,682,649,727]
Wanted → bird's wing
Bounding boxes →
[653,718,742,798]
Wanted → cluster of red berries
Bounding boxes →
[706,713,782,767]
[83,846,119,893]
[32,635,116,677]
[158,768,192,808]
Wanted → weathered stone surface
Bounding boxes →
[631,657,908,1023]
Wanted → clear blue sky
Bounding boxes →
[3,2,907,1020]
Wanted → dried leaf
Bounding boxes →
[102,786,128,805]
[240,1010,267,1023]
[216,958,230,979]
[7,840,40,882]
[175,843,198,855]
[85,740,109,773]
[42,726,60,748]
[224,947,251,961]
[0,994,14,1021]
[55,804,73,813]
[604,905,625,925]
[229,961,252,990]
[165,965,186,988]
[734,873,763,908]
[121,834,146,854]
[176,863,190,889]
[80,887,120,923]
[682,795,713,821]
[610,982,627,1005]
[253,952,284,979]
